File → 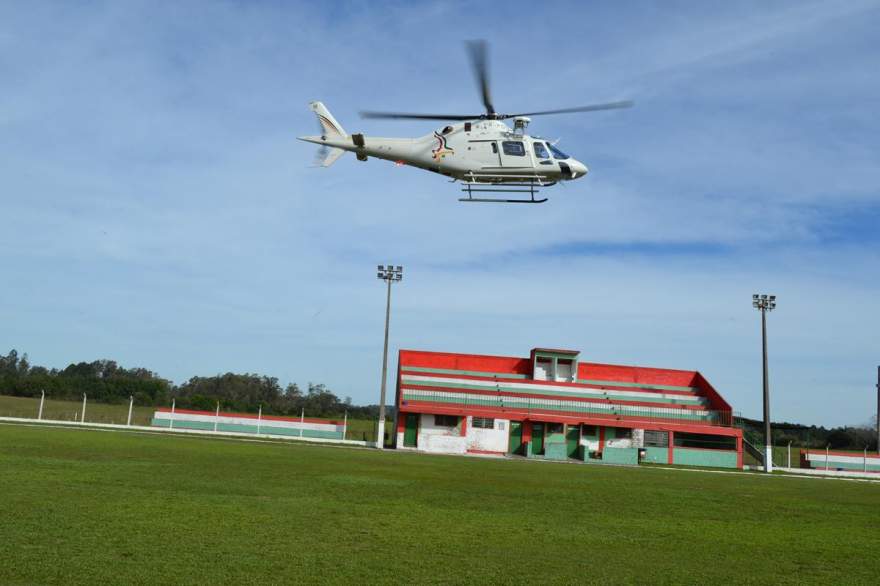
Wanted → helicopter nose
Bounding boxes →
[569,160,589,179]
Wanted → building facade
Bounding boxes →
[394,348,743,469]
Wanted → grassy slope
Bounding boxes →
[0,394,388,442]
[1,425,879,585]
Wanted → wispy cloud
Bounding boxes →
[0,1,878,426]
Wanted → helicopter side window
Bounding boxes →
[549,144,569,160]
[533,142,550,159]
[491,142,498,154]
[502,141,525,156]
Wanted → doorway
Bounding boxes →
[508,421,523,455]
[566,424,581,459]
[403,413,418,447]
[531,422,545,456]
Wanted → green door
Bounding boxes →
[531,422,545,456]
[403,413,418,447]
[508,421,523,455]
[566,425,581,458]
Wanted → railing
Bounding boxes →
[401,391,736,427]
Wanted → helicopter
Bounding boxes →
[298,41,632,204]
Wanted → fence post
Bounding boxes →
[257,405,262,435]
[787,441,791,469]
[213,401,219,432]
[81,393,87,423]
[38,390,45,420]
[300,408,304,437]
[127,395,134,426]
[170,398,176,429]
[343,410,348,441]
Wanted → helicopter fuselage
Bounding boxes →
[299,119,588,184]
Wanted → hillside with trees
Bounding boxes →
[0,349,385,419]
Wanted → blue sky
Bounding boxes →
[1,1,878,426]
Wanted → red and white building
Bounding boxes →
[394,347,743,468]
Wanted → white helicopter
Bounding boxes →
[299,41,632,204]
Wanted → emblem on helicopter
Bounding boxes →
[431,131,454,160]
[299,41,632,204]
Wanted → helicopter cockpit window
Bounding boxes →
[502,141,525,156]
[548,144,569,160]
[533,142,550,159]
[442,126,453,135]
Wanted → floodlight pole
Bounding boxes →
[376,264,402,449]
[753,294,776,473]
[761,307,771,472]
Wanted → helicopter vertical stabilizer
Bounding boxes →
[309,101,347,137]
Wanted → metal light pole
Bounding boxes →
[376,264,403,449]
[753,294,776,473]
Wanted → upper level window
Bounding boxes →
[472,417,494,429]
[502,141,525,156]
[533,142,550,159]
[434,415,458,427]
[549,144,569,160]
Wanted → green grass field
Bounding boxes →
[1,424,879,584]
[0,394,389,442]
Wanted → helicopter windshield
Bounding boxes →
[548,144,569,160]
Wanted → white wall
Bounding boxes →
[465,416,509,453]
[418,414,466,454]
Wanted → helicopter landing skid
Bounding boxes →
[458,179,553,204]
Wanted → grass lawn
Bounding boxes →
[0,394,390,442]
[1,424,879,585]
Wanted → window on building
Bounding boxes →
[583,425,597,436]
[644,430,669,447]
[472,417,494,429]
[674,432,736,450]
[533,142,549,159]
[547,422,564,435]
[534,357,551,381]
[502,141,526,156]
[615,428,633,439]
[555,359,574,382]
[434,415,459,428]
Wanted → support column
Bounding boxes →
[668,431,675,465]
[736,435,743,469]
[522,421,532,454]
[460,415,468,437]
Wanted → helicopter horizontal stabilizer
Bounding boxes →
[313,146,346,168]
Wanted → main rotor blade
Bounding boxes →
[466,39,495,115]
[501,101,634,119]
[359,111,482,121]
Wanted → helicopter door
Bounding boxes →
[467,140,502,168]
[499,140,529,169]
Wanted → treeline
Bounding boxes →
[739,416,878,451]
[0,349,385,419]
